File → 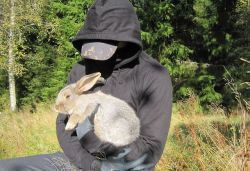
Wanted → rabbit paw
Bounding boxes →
[65,122,76,130]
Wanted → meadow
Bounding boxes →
[0,96,249,171]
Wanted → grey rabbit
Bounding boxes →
[55,72,140,147]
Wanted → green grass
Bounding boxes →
[0,97,249,171]
[0,103,61,159]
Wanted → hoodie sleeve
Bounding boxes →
[124,68,173,167]
[56,64,99,170]
[56,114,97,170]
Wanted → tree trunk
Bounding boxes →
[8,0,16,112]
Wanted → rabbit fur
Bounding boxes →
[55,72,140,147]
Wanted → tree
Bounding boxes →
[8,0,16,111]
[225,0,250,107]
[0,0,17,111]
[0,0,46,111]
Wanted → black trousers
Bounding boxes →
[0,152,80,171]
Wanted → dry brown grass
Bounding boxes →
[0,98,249,171]
[156,96,250,171]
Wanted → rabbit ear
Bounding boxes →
[75,72,101,94]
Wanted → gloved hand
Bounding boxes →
[100,148,131,171]
[100,148,151,171]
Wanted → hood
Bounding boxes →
[72,0,142,69]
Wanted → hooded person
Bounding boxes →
[56,0,172,170]
[0,0,172,171]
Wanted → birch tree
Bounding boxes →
[8,0,16,111]
[0,0,17,111]
[0,0,45,111]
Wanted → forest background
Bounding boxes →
[0,0,249,170]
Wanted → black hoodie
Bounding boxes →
[56,0,172,170]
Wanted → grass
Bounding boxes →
[0,103,60,159]
[156,96,250,171]
[0,97,249,170]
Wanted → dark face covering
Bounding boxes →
[84,43,140,79]
[85,56,116,79]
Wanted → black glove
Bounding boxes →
[100,148,152,171]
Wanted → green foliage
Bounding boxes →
[132,0,231,107]
[193,0,217,29]
[133,0,185,61]
[0,0,249,110]
[0,0,92,108]
[225,0,250,108]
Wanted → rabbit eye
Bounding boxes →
[65,95,71,99]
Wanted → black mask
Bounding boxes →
[85,55,116,79]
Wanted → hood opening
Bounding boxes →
[113,42,141,68]
[72,0,142,69]
[84,41,140,78]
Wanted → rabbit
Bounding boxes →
[55,72,140,147]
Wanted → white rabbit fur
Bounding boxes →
[55,72,140,147]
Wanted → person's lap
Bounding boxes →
[0,152,79,171]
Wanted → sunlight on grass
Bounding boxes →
[0,103,61,159]
[156,96,249,171]
[0,97,249,170]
